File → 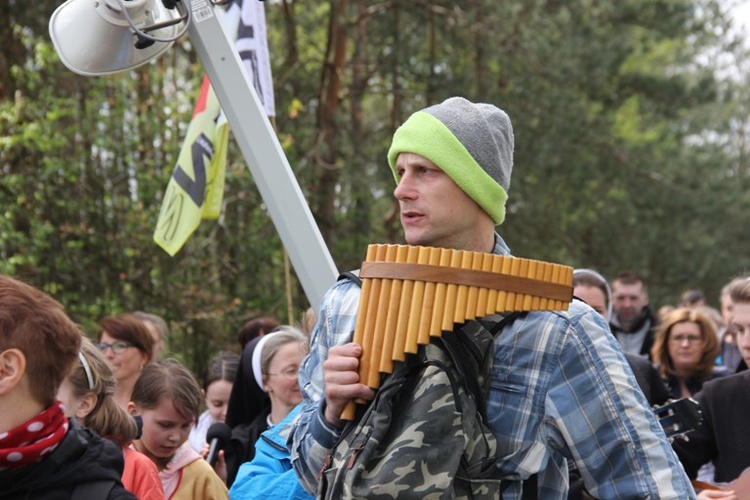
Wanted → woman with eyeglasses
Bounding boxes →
[651,307,728,399]
[223,326,307,487]
[97,313,155,410]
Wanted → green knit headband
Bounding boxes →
[387,111,508,225]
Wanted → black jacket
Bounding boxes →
[225,410,269,487]
[225,335,272,487]
[0,419,135,500]
[623,352,670,406]
[673,370,750,482]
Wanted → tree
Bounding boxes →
[3,0,750,376]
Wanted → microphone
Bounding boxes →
[205,422,232,467]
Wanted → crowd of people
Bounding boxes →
[572,269,749,499]
[2,96,750,499]
[0,288,314,499]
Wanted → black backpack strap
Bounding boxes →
[486,310,526,337]
[521,472,538,500]
[448,311,537,500]
[338,270,361,286]
[340,269,538,499]
[438,331,485,418]
[440,311,526,421]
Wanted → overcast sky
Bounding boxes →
[732,0,750,32]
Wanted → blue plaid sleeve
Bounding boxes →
[289,280,360,493]
[487,301,695,499]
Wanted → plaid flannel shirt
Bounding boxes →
[290,235,694,499]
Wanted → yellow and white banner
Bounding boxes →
[154,77,228,256]
[154,0,274,255]
[229,0,276,117]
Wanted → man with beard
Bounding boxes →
[610,271,659,359]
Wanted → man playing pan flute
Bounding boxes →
[290,97,694,499]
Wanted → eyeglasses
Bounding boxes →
[669,335,702,344]
[97,341,135,354]
[266,366,300,380]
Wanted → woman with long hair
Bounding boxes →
[57,337,163,499]
[651,307,727,398]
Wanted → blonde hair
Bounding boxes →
[299,307,317,340]
[69,338,138,446]
[729,277,750,305]
[260,326,308,383]
[651,307,719,382]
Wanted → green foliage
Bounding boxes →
[3,0,750,376]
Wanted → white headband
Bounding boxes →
[78,352,94,391]
[251,332,279,393]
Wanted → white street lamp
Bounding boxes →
[48,0,338,309]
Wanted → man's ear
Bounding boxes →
[75,393,98,420]
[0,349,27,395]
[127,401,139,416]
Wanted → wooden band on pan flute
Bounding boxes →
[341,244,574,421]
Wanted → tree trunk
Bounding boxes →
[313,0,349,246]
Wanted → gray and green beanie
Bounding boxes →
[387,97,514,225]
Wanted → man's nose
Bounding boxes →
[394,174,415,200]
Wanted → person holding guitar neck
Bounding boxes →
[673,276,750,499]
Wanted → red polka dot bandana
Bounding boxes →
[0,401,68,470]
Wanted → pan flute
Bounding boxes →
[341,243,574,420]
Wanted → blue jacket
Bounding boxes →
[229,404,312,500]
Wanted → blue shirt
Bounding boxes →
[289,235,695,499]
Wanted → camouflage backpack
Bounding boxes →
[317,273,523,500]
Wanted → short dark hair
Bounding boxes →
[612,271,647,290]
[237,316,280,349]
[203,351,240,391]
[98,313,155,363]
[680,289,705,307]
